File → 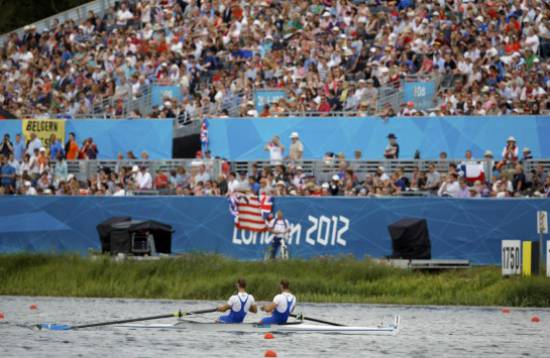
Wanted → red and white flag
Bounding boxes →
[460,162,485,184]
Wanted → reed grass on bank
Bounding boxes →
[1,254,549,306]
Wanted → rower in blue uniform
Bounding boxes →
[216,278,257,323]
[259,279,296,325]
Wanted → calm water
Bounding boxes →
[1,296,548,357]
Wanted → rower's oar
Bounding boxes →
[290,313,345,326]
[36,308,217,331]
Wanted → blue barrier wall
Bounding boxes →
[65,120,173,159]
[0,119,173,159]
[0,120,24,142]
[207,116,550,160]
[1,197,548,264]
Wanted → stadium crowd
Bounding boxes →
[1,132,549,197]
[1,0,550,119]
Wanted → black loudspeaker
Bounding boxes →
[97,217,131,253]
[96,218,173,255]
[388,218,431,259]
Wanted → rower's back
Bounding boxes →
[218,278,257,324]
[272,291,296,315]
[228,291,256,316]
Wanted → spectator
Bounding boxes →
[227,172,239,193]
[438,173,460,198]
[375,166,390,181]
[288,132,303,162]
[53,153,68,186]
[492,173,514,198]
[65,132,79,160]
[154,169,169,190]
[136,165,152,190]
[512,164,528,195]
[113,183,126,197]
[260,104,271,118]
[7,153,19,175]
[237,172,250,191]
[482,150,495,181]
[521,147,533,163]
[274,181,287,196]
[26,133,41,156]
[37,147,49,174]
[115,2,134,27]
[23,180,37,196]
[19,153,32,178]
[455,177,471,199]
[49,134,63,161]
[37,171,52,191]
[384,134,399,159]
[175,166,189,188]
[195,164,211,185]
[328,175,341,196]
[248,176,260,194]
[80,138,98,160]
[265,136,284,165]
[0,155,16,193]
[497,136,519,170]
[28,149,40,177]
[0,134,13,158]
[13,134,26,162]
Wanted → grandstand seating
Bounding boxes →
[1,0,549,120]
[1,0,550,199]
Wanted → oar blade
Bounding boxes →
[36,323,72,331]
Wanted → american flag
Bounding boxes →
[229,193,273,232]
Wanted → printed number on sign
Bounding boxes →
[502,247,521,272]
[305,215,349,247]
[413,86,426,97]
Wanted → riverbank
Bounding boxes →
[1,254,549,306]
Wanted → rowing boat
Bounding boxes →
[120,316,400,335]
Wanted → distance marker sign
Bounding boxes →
[501,240,521,275]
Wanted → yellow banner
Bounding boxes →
[22,119,66,155]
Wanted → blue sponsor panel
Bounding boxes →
[207,116,550,160]
[0,119,173,159]
[1,196,549,264]
[65,119,173,159]
[254,90,287,113]
[151,85,183,106]
[403,81,436,110]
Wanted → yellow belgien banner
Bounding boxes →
[22,119,66,153]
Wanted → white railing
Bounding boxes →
[56,159,550,185]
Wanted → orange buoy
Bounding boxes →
[30,304,38,310]
[264,350,277,357]
[0,312,4,320]
[531,315,540,323]
[501,307,510,314]
[264,333,274,339]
